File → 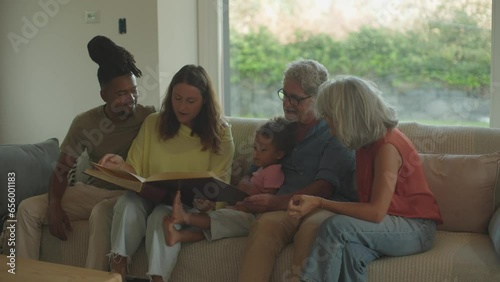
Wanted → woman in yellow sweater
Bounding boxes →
[99,65,234,282]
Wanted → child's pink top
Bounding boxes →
[248,164,284,195]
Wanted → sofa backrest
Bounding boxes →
[398,122,500,155]
[399,122,500,207]
[227,118,500,176]
[227,118,500,232]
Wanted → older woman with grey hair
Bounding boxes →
[288,76,442,282]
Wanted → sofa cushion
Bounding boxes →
[0,138,59,218]
[489,207,500,257]
[419,152,500,233]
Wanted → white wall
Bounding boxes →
[0,0,199,144]
[157,0,198,102]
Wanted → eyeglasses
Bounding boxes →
[277,88,311,106]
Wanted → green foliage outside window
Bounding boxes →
[228,0,491,126]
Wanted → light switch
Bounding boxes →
[85,10,100,23]
[119,18,127,34]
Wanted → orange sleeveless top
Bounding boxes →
[356,128,442,223]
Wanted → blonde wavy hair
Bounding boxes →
[315,76,398,149]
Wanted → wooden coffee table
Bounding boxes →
[0,255,122,282]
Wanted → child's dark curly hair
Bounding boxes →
[256,116,296,158]
[87,35,142,86]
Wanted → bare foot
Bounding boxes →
[163,216,181,246]
[170,190,189,225]
[163,191,188,246]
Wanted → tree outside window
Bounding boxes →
[227,0,491,126]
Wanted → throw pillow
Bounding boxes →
[0,138,59,218]
[419,152,500,234]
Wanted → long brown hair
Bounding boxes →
[157,65,225,153]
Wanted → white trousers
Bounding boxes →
[110,191,181,281]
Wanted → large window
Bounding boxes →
[224,0,492,127]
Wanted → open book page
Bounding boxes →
[85,164,249,206]
[84,169,143,193]
[90,162,146,182]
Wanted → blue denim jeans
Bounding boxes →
[301,214,436,282]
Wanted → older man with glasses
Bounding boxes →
[237,59,358,281]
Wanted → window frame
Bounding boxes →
[199,0,500,128]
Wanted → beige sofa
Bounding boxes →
[27,118,500,281]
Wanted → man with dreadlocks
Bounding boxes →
[16,35,156,271]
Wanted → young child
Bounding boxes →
[163,116,295,246]
[236,116,296,195]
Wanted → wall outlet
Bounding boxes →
[85,10,100,24]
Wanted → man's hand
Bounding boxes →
[48,202,72,240]
[237,194,282,213]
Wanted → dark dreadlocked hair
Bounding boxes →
[87,35,142,87]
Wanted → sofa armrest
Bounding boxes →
[489,207,500,257]
[0,138,59,217]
